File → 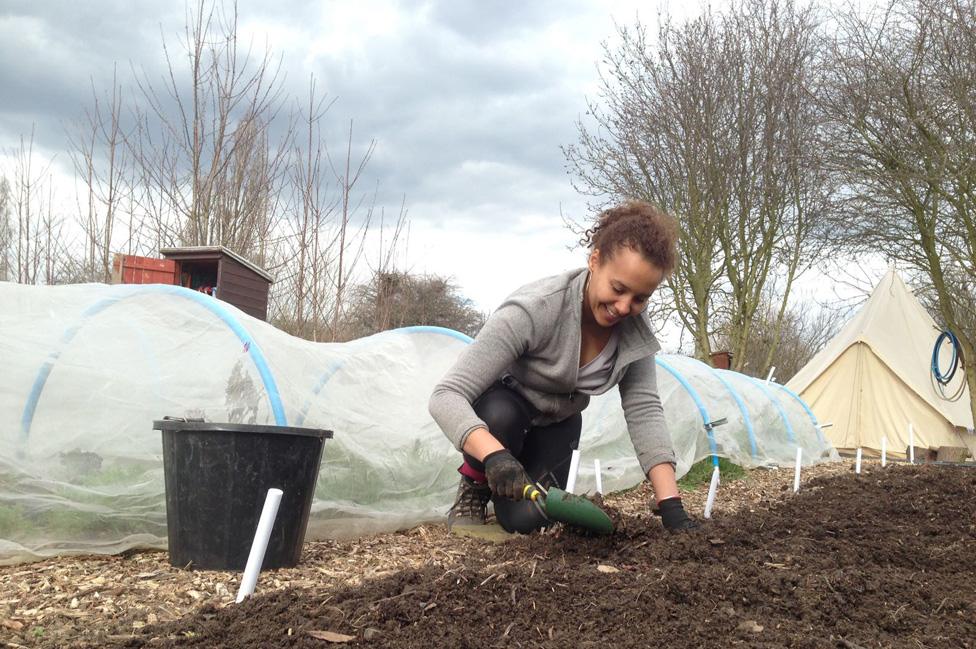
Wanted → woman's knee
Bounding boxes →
[472,387,533,450]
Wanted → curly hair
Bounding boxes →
[580,200,678,274]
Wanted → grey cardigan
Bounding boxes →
[428,268,675,475]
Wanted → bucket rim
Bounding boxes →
[153,418,333,439]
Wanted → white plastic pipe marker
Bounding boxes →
[908,423,915,464]
[236,488,283,604]
[565,449,581,494]
[855,447,862,474]
[881,436,887,468]
[593,459,603,495]
[703,466,720,519]
[793,447,802,493]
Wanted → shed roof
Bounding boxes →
[159,246,274,283]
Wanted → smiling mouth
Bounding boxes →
[605,305,620,320]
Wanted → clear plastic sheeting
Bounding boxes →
[573,356,837,495]
[0,282,837,564]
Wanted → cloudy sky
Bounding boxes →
[0,2,709,298]
[2,0,878,349]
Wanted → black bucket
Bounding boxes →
[154,419,333,570]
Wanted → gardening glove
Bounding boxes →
[483,449,532,500]
[654,496,700,533]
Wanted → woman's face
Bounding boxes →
[585,247,664,328]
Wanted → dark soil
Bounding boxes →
[100,465,976,648]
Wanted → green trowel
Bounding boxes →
[523,484,614,535]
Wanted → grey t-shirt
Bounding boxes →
[576,328,620,393]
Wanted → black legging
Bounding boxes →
[463,383,582,534]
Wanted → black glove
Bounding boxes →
[654,497,700,532]
[483,449,532,500]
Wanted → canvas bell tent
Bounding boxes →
[787,269,975,459]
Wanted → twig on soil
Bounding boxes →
[434,567,464,583]
[822,576,837,594]
[932,542,962,557]
[315,605,346,619]
[837,637,868,649]
[368,588,417,609]
[350,613,370,629]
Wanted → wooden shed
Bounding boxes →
[159,246,274,321]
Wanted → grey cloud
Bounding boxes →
[425,0,585,44]
[294,10,593,222]
[0,1,183,153]
[1,0,613,233]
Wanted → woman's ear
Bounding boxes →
[588,248,601,272]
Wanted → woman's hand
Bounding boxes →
[654,496,700,532]
[647,462,699,532]
[483,449,532,500]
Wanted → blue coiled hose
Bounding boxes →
[932,330,961,385]
[931,329,965,401]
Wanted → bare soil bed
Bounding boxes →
[4,462,975,648]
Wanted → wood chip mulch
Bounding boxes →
[0,461,853,648]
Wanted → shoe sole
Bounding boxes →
[448,522,513,543]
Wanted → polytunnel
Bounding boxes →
[0,282,837,564]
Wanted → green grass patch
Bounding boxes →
[678,457,746,492]
[0,504,30,537]
[74,461,154,487]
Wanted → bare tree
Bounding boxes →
[823,0,976,424]
[268,79,393,343]
[12,131,40,284]
[7,0,403,322]
[0,177,11,281]
[328,120,377,341]
[269,75,340,340]
[10,129,54,284]
[129,0,289,258]
[367,198,411,333]
[565,0,835,373]
[68,67,129,282]
[712,295,843,380]
[5,128,77,285]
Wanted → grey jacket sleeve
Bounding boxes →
[617,353,676,475]
[428,301,535,452]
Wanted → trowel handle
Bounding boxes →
[522,484,545,502]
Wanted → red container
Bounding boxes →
[112,255,177,285]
